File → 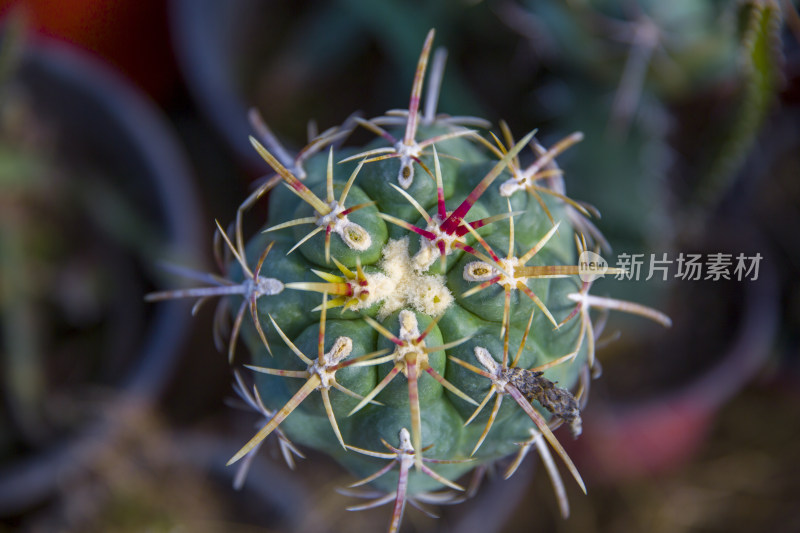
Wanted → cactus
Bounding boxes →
[149,29,671,531]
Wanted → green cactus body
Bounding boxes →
[149,28,672,530]
[238,124,586,493]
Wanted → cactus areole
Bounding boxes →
[150,28,671,530]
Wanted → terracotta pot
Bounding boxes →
[0,0,179,100]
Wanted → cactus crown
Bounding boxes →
[148,28,670,532]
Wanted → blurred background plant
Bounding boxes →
[1,0,798,531]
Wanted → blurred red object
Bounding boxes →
[0,0,179,102]
[566,397,714,484]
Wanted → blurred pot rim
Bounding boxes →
[169,0,265,172]
[0,37,204,516]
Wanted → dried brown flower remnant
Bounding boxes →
[504,367,582,437]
